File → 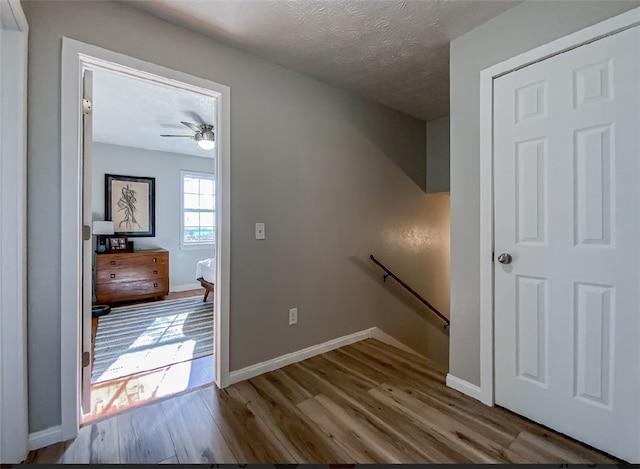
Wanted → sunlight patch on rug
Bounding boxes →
[92,296,213,383]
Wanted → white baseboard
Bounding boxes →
[228,326,421,386]
[170,282,202,293]
[28,425,63,451]
[446,374,484,402]
[228,328,374,385]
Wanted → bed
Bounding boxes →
[196,257,216,302]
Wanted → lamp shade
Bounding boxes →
[93,221,114,235]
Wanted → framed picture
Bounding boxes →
[106,236,129,252]
[105,174,156,237]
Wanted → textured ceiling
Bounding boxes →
[131,0,519,121]
[93,69,216,158]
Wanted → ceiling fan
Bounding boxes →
[161,121,215,150]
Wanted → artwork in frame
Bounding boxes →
[105,174,156,237]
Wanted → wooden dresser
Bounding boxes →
[95,249,169,303]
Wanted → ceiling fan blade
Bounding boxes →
[180,121,201,132]
[185,111,207,126]
[160,134,194,138]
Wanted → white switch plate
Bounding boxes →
[255,222,265,240]
[289,307,298,325]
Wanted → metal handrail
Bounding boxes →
[370,255,450,329]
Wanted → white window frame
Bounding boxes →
[180,170,215,250]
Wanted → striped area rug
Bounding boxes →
[92,296,213,384]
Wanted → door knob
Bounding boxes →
[497,253,512,265]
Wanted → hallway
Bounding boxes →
[26,339,617,464]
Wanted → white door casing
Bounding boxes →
[81,70,93,414]
[477,3,640,445]
[493,26,639,462]
[61,38,231,441]
[0,0,28,463]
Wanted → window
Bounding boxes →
[180,171,215,247]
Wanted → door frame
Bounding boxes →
[0,0,28,463]
[479,7,640,407]
[60,38,231,440]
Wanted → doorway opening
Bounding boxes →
[60,38,231,439]
[83,67,219,421]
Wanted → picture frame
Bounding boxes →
[106,236,129,252]
[105,174,156,237]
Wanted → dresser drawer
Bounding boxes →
[96,263,168,284]
[96,251,168,270]
[96,278,169,303]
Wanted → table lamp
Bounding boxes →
[93,221,114,253]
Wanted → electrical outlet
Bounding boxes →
[288,307,298,325]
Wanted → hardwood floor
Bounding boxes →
[85,288,212,421]
[26,339,619,464]
[85,355,214,422]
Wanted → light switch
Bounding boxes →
[255,222,265,240]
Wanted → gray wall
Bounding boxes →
[92,143,214,290]
[426,116,450,193]
[449,0,640,386]
[23,0,450,432]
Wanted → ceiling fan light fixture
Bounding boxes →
[196,127,215,150]
[161,120,215,150]
[198,139,215,150]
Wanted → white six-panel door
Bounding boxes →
[494,26,640,462]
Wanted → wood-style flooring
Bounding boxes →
[85,354,214,422]
[26,339,618,464]
[85,288,213,421]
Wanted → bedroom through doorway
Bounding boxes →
[82,67,218,422]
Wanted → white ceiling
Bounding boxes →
[131,0,519,121]
[92,69,216,158]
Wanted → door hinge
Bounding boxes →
[82,351,90,367]
[492,251,495,263]
[82,224,91,241]
[82,98,92,115]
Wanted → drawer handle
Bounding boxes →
[110,261,116,265]
[110,274,116,279]
[152,258,157,263]
[154,283,158,288]
[153,270,158,274]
